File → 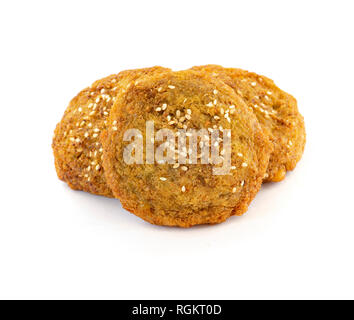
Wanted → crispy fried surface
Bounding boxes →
[191,65,306,182]
[102,70,271,227]
[52,67,170,197]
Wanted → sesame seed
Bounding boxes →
[157,87,163,92]
[267,91,272,95]
[156,107,162,112]
[168,85,175,89]
[160,177,167,181]
[181,166,188,171]
[113,120,117,125]
[162,103,167,110]
[213,99,217,105]
[167,115,171,121]
[100,88,105,94]
[93,128,100,133]
[213,89,218,95]
[176,110,181,117]
[237,152,243,157]
[214,141,219,147]
[251,82,257,87]
[220,108,224,115]
[173,163,180,169]
[95,165,101,171]
[231,166,236,170]
[229,105,235,109]
[112,126,118,131]
[95,97,100,103]
[186,109,192,115]
[206,102,214,107]
[242,162,248,167]
[214,116,220,120]
[111,79,117,83]
[181,186,186,192]
[240,180,245,187]
[92,133,98,138]
[84,132,89,138]
[78,107,82,112]
[185,114,191,120]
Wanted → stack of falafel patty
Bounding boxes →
[53,65,305,227]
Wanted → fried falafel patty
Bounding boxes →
[102,70,271,227]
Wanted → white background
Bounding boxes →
[0,0,353,300]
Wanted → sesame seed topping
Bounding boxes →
[92,133,98,138]
[242,162,248,167]
[181,186,186,192]
[95,165,101,171]
[240,180,245,187]
[206,102,214,107]
[231,166,236,170]
[185,114,191,120]
[157,87,163,92]
[173,163,180,169]
[156,107,162,112]
[162,103,167,110]
[95,97,100,103]
[181,166,188,171]
[213,89,218,95]
[168,85,175,89]
[251,82,257,87]
[112,126,118,131]
[84,132,89,138]
[213,99,217,105]
[160,177,167,181]
[267,91,272,95]
[186,109,192,115]
[237,152,243,157]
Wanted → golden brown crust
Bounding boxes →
[191,65,306,182]
[102,69,271,227]
[52,67,170,197]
